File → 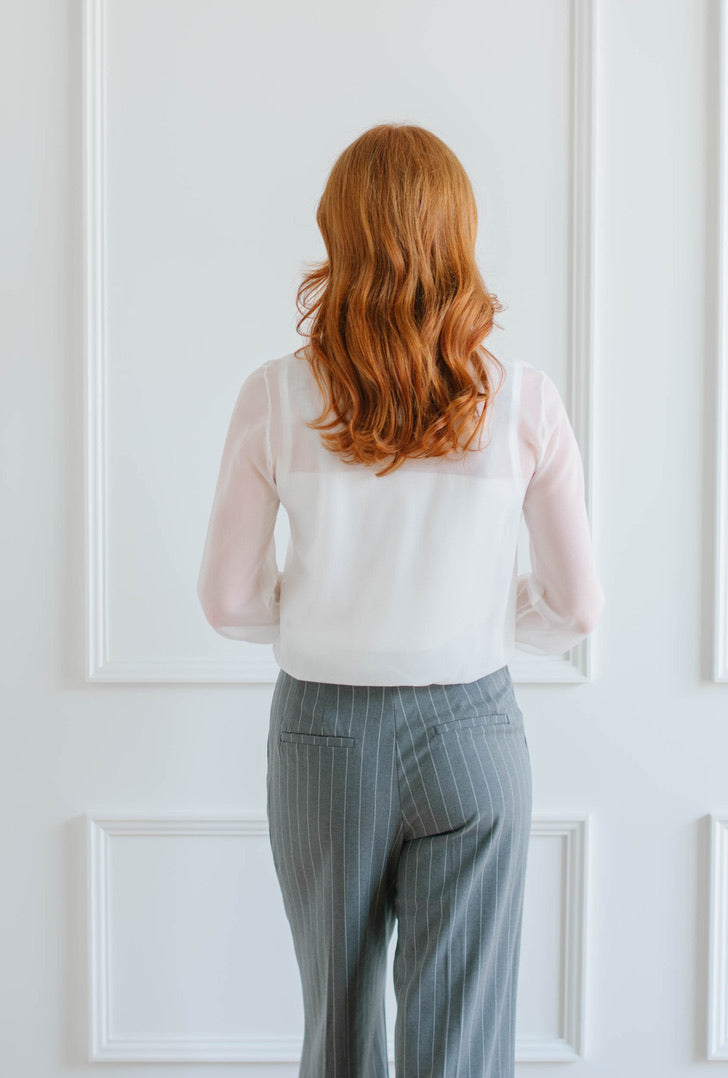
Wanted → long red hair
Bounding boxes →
[294,123,505,477]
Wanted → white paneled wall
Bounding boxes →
[1,0,726,1076]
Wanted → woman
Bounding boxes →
[197,123,605,1077]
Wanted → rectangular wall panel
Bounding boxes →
[87,813,589,1062]
[83,0,598,683]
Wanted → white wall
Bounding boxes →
[1,0,727,1074]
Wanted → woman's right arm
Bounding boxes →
[514,366,606,655]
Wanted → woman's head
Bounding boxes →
[295,123,505,477]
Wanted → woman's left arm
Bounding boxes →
[197,365,281,643]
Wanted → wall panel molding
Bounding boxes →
[86,813,303,1061]
[516,814,590,1062]
[708,814,728,1058]
[86,811,589,1062]
[83,0,599,683]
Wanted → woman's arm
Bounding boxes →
[197,364,281,642]
[515,368,605,654]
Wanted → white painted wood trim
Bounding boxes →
[714,0,728,682]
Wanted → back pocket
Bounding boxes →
[432,712,511,735]
[280,731,355,748]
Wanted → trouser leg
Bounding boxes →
[267,672,403,1077]
[391,669,533,1078]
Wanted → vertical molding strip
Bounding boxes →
[714,0,728,682]
[708,815,728,1057]
[83,0,110,680]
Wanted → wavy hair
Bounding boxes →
[294,123,506,477]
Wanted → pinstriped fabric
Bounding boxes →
[266,664,532,1077]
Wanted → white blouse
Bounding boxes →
[197,350,605,685]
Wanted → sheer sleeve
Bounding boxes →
[197,362,281,642]
[515,366,605,655]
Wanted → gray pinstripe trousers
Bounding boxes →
[266,664,532,1077]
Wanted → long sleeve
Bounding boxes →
[515,368,605,655]
[197,363,281,643]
